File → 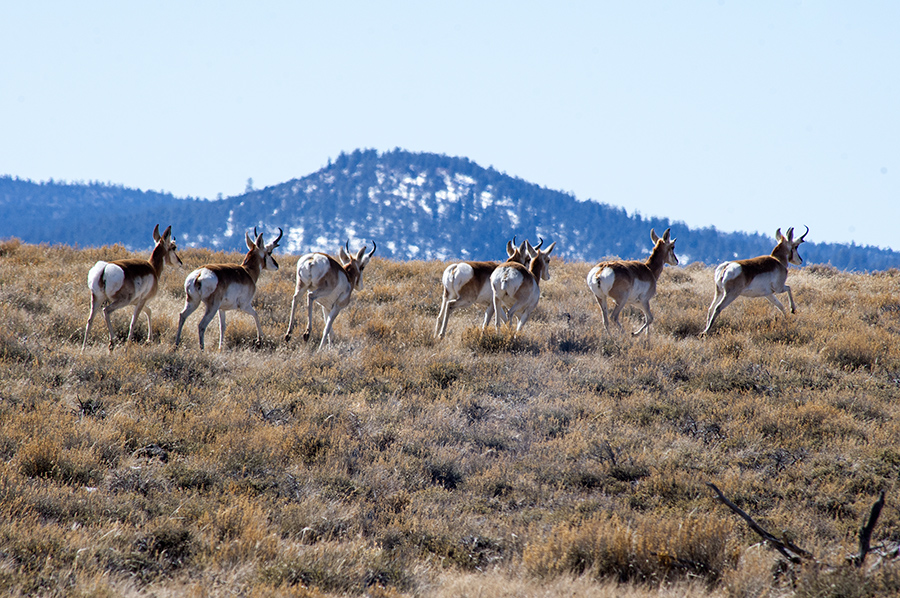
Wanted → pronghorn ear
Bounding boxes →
[255,232,265,248]
[506,239,515,257]
[524,239,535,257]
[775,228,783,241]
[162,225,172,242]
[153,224,161,242]
[339,245,351,264]
[245,232,255,250]
[544,241,556,255]
[356,245,366,261]
[662,228,671,242]
[650,228,660,243]
[786,227,795,242]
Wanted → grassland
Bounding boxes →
[2,239,900,597]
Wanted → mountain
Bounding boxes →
[1,148,898,270]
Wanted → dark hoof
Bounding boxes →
[284,333,291,342]
[302,331,311,342]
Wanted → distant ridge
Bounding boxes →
[1,148,898,270]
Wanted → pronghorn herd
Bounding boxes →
[81,224,809,351]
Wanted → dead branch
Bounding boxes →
[706,482,811,563]
[854,490,885,568]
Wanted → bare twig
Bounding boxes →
[855,490,885,567]
[706,482,810,563]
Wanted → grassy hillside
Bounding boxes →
[2,239,900,597]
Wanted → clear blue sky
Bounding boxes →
[2,2,898,250]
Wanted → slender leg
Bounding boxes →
[244,306,263,348]
[632,299,653,342]
[196,304,220,351]
[764,294,788,316]
[284,284,302,341]
[480,302,494,333]
[143,306,153,343]
[126,300,148,344]
[434,289,450,338]
[608,301,626,332]
[514,305,533,333]
[783,285,797,313]
[217,310,227,349]
[303,292,316,342]
[82,295,100,351]
[594,295,612,334]
[318,303,344,351]
[174,300,200,348]
[492,295,505,330]
[703,289,736,334]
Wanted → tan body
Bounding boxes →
[82,224,181,351]
[284,241,376,350]
[175,229,281,350]
[433,240,527,339]
[586,228,678,339]
[703,227,807,334]
[491,240,556,333]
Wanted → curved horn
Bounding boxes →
[534,237,544,251]
[367,240,377,258]
[798,225,809,242]
[266,227,283,251]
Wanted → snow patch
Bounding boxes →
[480,191,494,209]
[285,226,305,254]
[224,210,235,237]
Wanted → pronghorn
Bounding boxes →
[490,239,556,333]
[433,238,530,339]
[174,228,282,350]
[702,226,808,334]
[82,224,182,351]
[586,228,678,339]
[283,241,376,350]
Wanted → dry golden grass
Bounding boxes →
[2,241,900,596]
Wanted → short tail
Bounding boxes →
[87,261,109,298]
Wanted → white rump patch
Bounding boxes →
[99,263,125,298]
[444,262,475,294]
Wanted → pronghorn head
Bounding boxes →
[152,224,183,267]
[505,236,529,264]
[650,228,678,267]
[339,240,377,290]
[524,239,556,281]
[775,226,808,266]
[246,227,283,271]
